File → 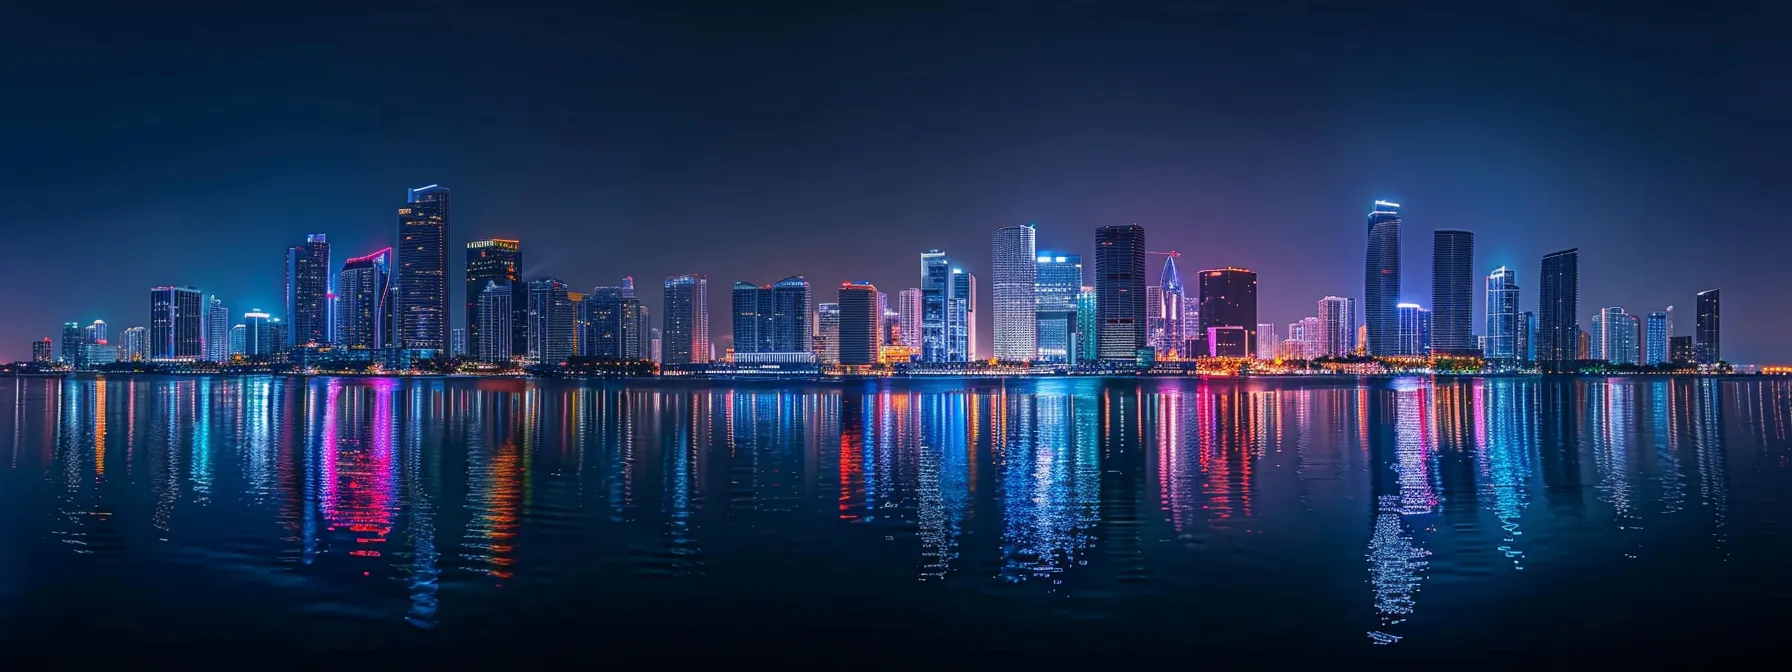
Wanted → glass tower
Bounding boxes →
[1484,266,1519,361]
[1034,253,1081,364]
[465,238,522,358]
[285,233,332,347]
[920,250,951,363]
[396,184,450,353]
[1430,230,1475,355]
[1537,248,1580,370]
[337,247,393,350]
[663,273,709,365]
[1198,267,1259,358]
[1363,200,1402,356]
[990,224,1037,362]
[1695,289,1720,364]
[1095,224,1146,361]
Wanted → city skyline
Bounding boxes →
[4,6,1784,363]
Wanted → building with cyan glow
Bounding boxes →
[919,250,951,363]
[1076,287,1097,364]
[1591,306,1639,365]
[838,282,880,366]
[150,286,204,361]
[1199,267,1258,358]
[477,282,513,363]
[1431,230,1475,355]
[204,295,228,362]
[526,278,573,364]
[1484,266,1519,361]
[1695,289,1720,364]
[1035,253,1082,364]
[1644,310,1670,365]
[1095,224,1146,361]
[990,224,1037,362]
[337,247,393,350]
[59,322,80,365]
[241,310,276,358]
[450,328,466,358]
[396,184,450,353]
[662,273,710,365]
[286,233,332,347]
[1363,200,1402,356]
[949,269,976,362]
[465,238,522,359]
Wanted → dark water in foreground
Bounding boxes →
[1,375,1788,660]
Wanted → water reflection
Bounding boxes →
[0,375,1788,656]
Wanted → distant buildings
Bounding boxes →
[1430,230,1475,354]
[59,322,81,365]
[1644,311,1670,365]
[1537,248,1580,370]
[285,234,332,347]
[150,286,204,361]
[1095,224,1147,361]
[466,238,523,359]
[728,276,812,360]
[1696,289,1720,364]
[1317,296,1352,358]
[948,268,976,362]
[663,274,710,365]
[838,282,880,366]
[476,282,513,363]
[1363,200,1402,356]
[1396,303,1430,356]
[1035,253,1082,364]
[1484,266,1519,361]
[526,278,573,364]
[990,224,1037,362]
[896,288,921,348]
[585,278,646,360]
[242,310,276,358]
[732,282,771,355]
[816,302,840,365]
[337,247,394,350]
[1670,336,1694,365]
[204,295,229,362]
[228,324,246,358]
[1591,307,1640,365]
[1076,287,1098,364]
[32,338,52,364]
[120,326,147,362]
[1198,267,1258,358]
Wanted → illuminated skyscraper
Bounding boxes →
[59,322,80,365]
[396,184,450,353]
[337,247,394,350]
[228,324,245,357]
[1591,307,1639,365]
[204,294,229,362]
[948,269,975,362]
[990,224,1037,362]
[1645,311,1670,365]
[1255,323,1277,360]
[1431,230,1475,355]
[285,233,332,347]
[1299,316,1321,359]
[465,238,522,359]
[897,288,921,348]
[1695,289,1720,364]
[1396,303,1428,356]
[920,250,951,362]
[586,279,644,360]
[1075,287,1097,364]
[1154,257,1184,355]
[526,278,574,364]
[1537,248,1580,370]
[1035,253,1082,364]
[1317,296,1352,358]
[32,338,52,363]
[1484,266,1519,361]
[649,327,661,364]
[120,326,147,362]
[663,273,709,365]
[1670,336,1694,365]
[83,320,106,346]
[149,286,204,361]
[1364,200,1402,355]
[816,302,840,365]
[732,281,772,355]
[1198,267,1258,358]
[838,282,880,366]
[1095,224,1147,360]
[242,310,275,358]
[767,276,811,354]
[450,328,466,358]
[1519,310,1535,361]
[476,282,512,363]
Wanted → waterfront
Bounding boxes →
[1,375,1787,660]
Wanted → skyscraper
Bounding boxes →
[120,326,147,362]
[1519,310,1536,361]
[1363,200,1402,356]
[1484,266,1519,361]
[337,247,394,350]
[242,310,275,358]
[1645,311,1670,366]
[1695,289,1720,364]
[285,233,332,347]
[920,250,951,363]
[663,273,709,365]
[838,282,880,366]
[586,279,644,360]
[990,224,1037,362]
[1095,224,1147,361]
[450,328,466,358]
[59,322,81,365]
[1537,248,1580,370]
[948,269,975,362]
[1198,267,1259,358]
[1591,307,1640,365]
[204,295,229,362]
[1670,336,1694,365]
[396,184,450,352]
[1035,253,1082,364]
[1396,303,1428,356]
[84,320,106,346]
[1430,230,1475,355]
[465,238,523,359]
[526,278,574,364]
[32,338,52,364]
[1299,316,1322,359]
[1254,323,1277,360]
[816,302,840,365]
[1154,257,1185,356]
[731,282,771,355]
[476,282,512,363]
[228,324,246,357]
[896,288,921,348]
[149,286,204,361]
[770,276,812,354]
[1317,296,1352,358]
[1146,284,1165,352]
[1076,287,1097,364]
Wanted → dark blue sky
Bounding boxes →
[3,2,1787,361]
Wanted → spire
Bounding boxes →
[1160,255,1182,293]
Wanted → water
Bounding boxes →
[1,375,1787,659]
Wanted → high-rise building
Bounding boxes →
[1591,307,1640,365]
[1695,289,1720,364]
[1537,248,1580,370]
[150,286,204,361]
[1095,224,1147,361]
[1317,296,1353,358]
[1644,311,1670,366]
[32,338,52,364]
[649,327,662,364]
[83,320,107,347]
[731,282,772,355]
[337,247,394,350]
[1146,284,1165,352]
[897,288,922,348]
[450,328,466,358]
[228,324,246,357]
[242,310,276,358]
[586,279,645,360]
[1577,327,1590,361]
[1430,230,1475,355]
[120,326,147,362]
[476,282,513,363]
[769,276,812,355]
[919,250,951,363]
[1298,316,1322,359]
[663,273,709,365]
[204,295,229,362]
[396,184,450,353]
[991,224,1037,362]
[1075,287,1097,364]
[568,292,585,356]
[285,233,332,347]
[838,282,880,366]
[1254,323,1277,360]
[82,341,117,369]
[1198,267,1259,358]
[1035,253,1082,364]
[526,278,574,364]
[1519,310,1536,362]
[1364,200,1403,356]
[948,269,976,362]
[1484,266,1519,361]
[1670,336,1694,365]
[59,322,81,365]
[465,238,523,359]
[1395,303,1425,356]
[816,302,840,365]
[1154,257,1185,356]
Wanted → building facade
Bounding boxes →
[1644,311,1670,365]
[920,250,951,363]
[526,278,574,364]
[1537,248,1580,370]
[1317,296,1352,358]
[1591,307,1640,365]
[1095,224,1147,361]
[663,273,710,365]
[1430,230,1475,354]
[948,269,975,362]
[1035,253,1082,364]
[476,282,512,363]
[837,282,880,366]
[396,184,450,352]
[1198,267,1259,358]
[1695,289,1720,364]
[990,224,1037,362]
[1363,200,1402,356]
[816,302,840,365]
[337,247,394,350]
[1484,266,1519,361]
[150,286,204,361]
[465,238,523,359]
[286,233,332,347]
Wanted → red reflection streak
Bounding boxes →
[320,381,398,561]
[838,402,863,521]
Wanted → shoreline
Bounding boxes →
[1,370,1762,381]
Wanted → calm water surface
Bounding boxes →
[1,375,1788,659]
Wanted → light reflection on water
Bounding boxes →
[0,375,1788,657]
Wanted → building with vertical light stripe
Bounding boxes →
[396,184,450,353]
[663,273,709,365]
[1484,266,1519,362]
[990,224,1037,362]
[1363,200,1402,355]
[1095,224,1146,361]
[150,286,204,361]
[1035,253,1081,364]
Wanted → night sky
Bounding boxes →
[4,3,1787,362]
